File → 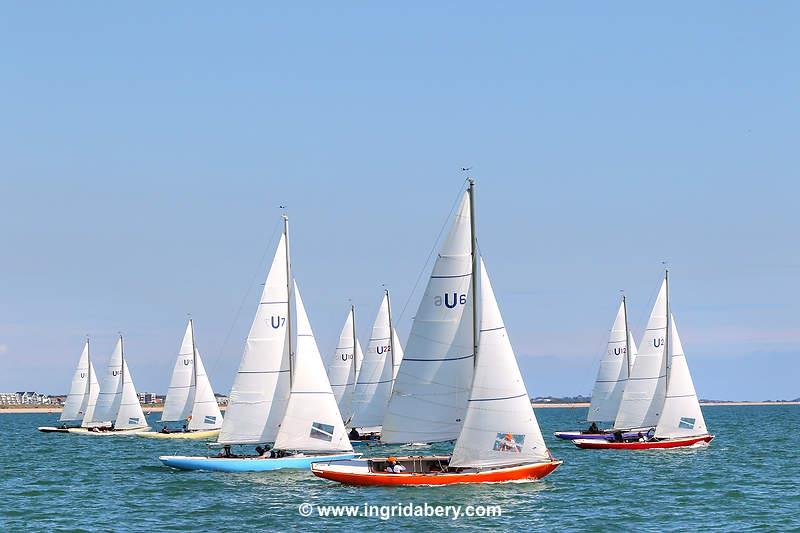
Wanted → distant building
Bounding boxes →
[137,392,158,404]
[0,392,52,405]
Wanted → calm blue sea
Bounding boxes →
[1,405,798,532]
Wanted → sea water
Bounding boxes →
[1,405,798,531]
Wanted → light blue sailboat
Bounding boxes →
[159,216,359,472]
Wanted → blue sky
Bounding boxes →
[1,3,798,400]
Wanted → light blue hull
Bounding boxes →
[158,452,361,473]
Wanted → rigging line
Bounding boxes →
[207,218,283,379]
[396,178,471,326]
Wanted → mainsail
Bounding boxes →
[115,353,147,430]
[614,277,668,429]
[273,282,353,452]
[350,292,404,429]
[326,308,363,423]
[588,299,638,423]
[218,234,291,444]
[60,341,99,423]
[160,320,223,430]
[382,192,474,444]
[654,317,708,439]
[450,259,549,468]
[89,338,124,426]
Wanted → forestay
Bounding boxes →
[450,260,549,468]
[655,318,708,439]
[218,234,291,444]
[273,282,353,452]
[350,293,404,429]
[382,192,474,444]
[588,301,638,423]
[614,279,668,430]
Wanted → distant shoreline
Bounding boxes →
[1,401,797,414]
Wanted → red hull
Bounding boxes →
[311,460,561,486]
[573,435,714,450]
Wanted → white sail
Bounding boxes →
[188,349,223,430]
[382,192,475,444]
[60,341,93,422]
[115,356,147,429]
[160,322,196,422]
[588,301,638,423]
[273,282,353,452]
[655,317,708,438]
[614,279,668,429]
[351,293,402,429]
[450,259,549,468]
[88,338,124,426]
[326,309,362,422]
[218,234,292,444]
[80,361,99,427]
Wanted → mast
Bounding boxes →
[351,303,357,385]
[467,178,478,369]
[119,334,125,387]
[622,295,632,378]
[664,269,671,391]
[86,336,91,402]
[283,215,294,387]
[189,318,198,390]
[386,289,395,372]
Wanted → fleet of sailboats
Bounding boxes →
[67,335,150,435]
[37,181,714,480]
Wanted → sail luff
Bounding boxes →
[60,341,92,422]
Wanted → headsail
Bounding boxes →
[273,282,353,452]
[450,259,549,468]
[655,317,708,438]
[588,300,638,423]
[326,308,363,423]
[60,341,96,422]
[382,192,474,444]
[614,278,668,429]
[188,346,224,430]
[350,293,404,429]
[79,360,99,427]
[115,351,147,429]
[218,234,292,444]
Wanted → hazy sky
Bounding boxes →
[2,3,798,400]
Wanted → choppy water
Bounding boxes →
[2,405,798,531]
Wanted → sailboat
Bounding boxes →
[326,306,363,426]
[312,181,562,485]
[159,216,360,472]
[348,289,404,444]
[137,319,224,440]
[69,335,150,435]
[554,297,643,441]
[573,271,713,449]
[38,339,99,433]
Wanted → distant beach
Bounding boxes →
[2,402,797,414]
